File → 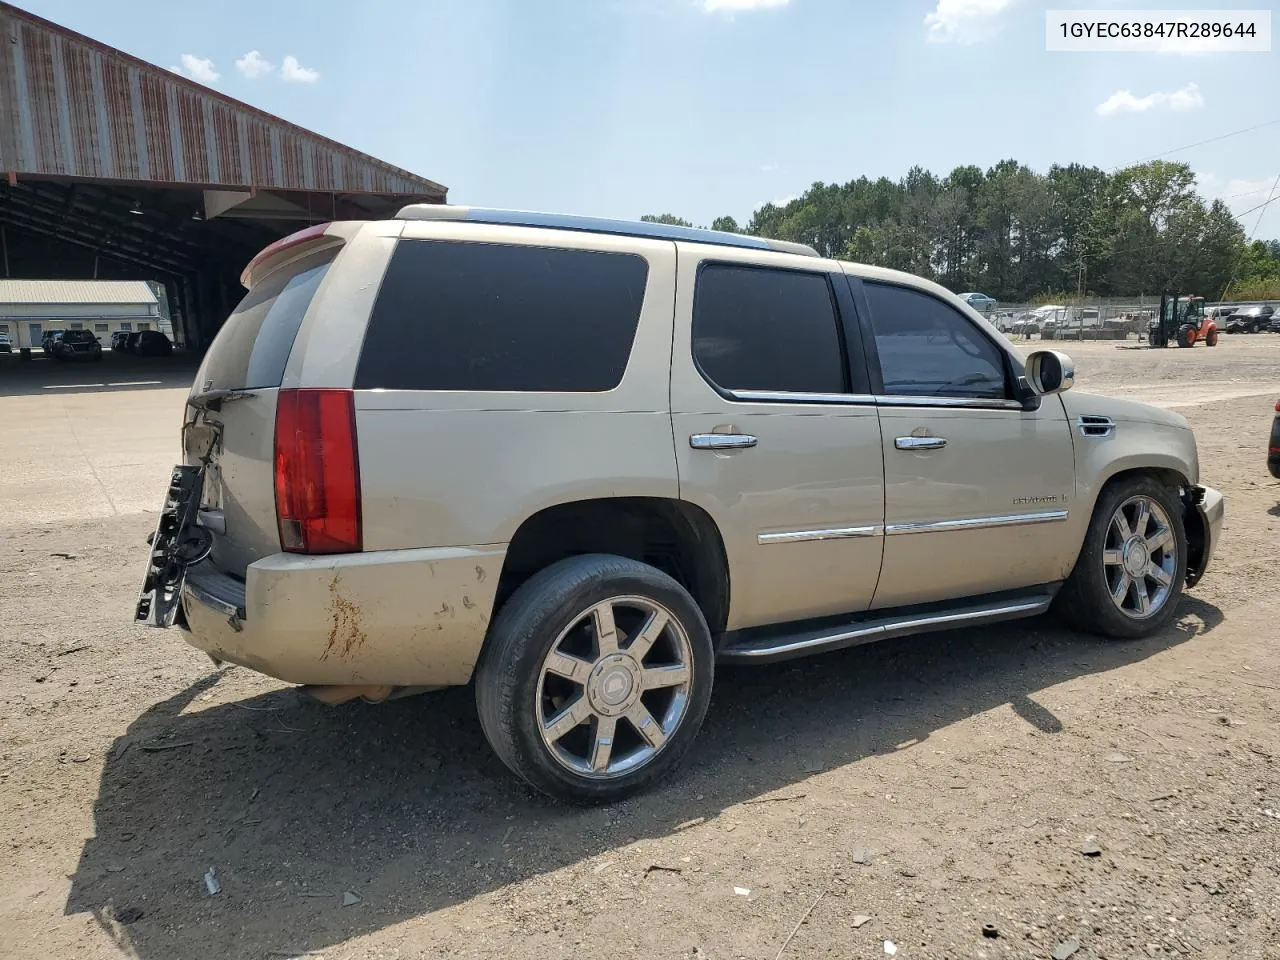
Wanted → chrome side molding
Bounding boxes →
[885,510,1067,536]
[758,525,882,545]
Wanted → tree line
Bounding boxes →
[643,160,1280,302]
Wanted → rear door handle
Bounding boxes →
[690,433,758,450]
[895,436,947,451]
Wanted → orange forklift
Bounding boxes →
[1148,291,1218,348]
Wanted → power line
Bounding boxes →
[1217,171,1280,302]
[1128,118,1280,166]
[1234,186,1280,221]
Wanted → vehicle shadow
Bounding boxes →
[66,598,1222,960]
[0,353,199,396]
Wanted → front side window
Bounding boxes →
[863,282,1008,401]
[692,264,846,394]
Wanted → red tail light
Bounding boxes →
[274,389,362,554]
[1275,399,1280,413]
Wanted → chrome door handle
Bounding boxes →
[895,436,947,451]
[690,433,758,450]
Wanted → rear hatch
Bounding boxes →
[185,235,340,574]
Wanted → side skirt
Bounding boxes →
[717,584,1062,665]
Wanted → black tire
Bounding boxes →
[475,554,714,804]
[1176,325,1195,348]
[1205,329,1218,347]
[1055,475,1188,639]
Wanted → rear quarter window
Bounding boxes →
[195,247,335,391]
[354,240,649,392]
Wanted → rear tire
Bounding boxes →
[1055,476,1188,639]
[475,554,714,804]
[1205,329,1218,347]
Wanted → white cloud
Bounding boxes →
[703,0,789,11]
[235,50,274,79]
[1096,82,1204,116]
[170,54,220,84]
[924,0,1016,44]
[280,55,320,83]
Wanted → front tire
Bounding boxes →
[1055,476,1188,639]
[475,554,714,804]
[1176,325,1195,348]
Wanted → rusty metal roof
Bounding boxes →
[0,2,447,199]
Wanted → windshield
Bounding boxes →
[63,330,96,343]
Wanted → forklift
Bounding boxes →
[1148,292,1218,348]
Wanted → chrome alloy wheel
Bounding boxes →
[1102,495,1178,619]
[535,596,694,779]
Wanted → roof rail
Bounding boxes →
[394,205,820,258]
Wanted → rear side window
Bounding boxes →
[354,240,649,392]
[693,264,846,394]
[196,247,335,391]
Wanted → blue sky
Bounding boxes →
[21,0,1280,239]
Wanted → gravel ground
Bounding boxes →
[1,340,1278,960]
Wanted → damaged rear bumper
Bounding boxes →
[1184,484,1224,588]
[176,545,506,687]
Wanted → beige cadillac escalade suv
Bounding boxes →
[136,207,1225,803]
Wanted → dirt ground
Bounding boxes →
[1,339,1278,960]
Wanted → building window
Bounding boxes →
[137,323,151,331]
[119,323,132,332]
[69,322,83,330]
[95,323,109,333]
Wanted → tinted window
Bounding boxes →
[864,282,1008,400]
[195,247,334,391]
[693,264,845,394]
[355,241,647,392]
[63,330,96,343]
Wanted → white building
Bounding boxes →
[0,280,168,353]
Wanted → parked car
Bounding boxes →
[1224,305,1274,334]
[1270,399,1280,479]
[53,328,103,361]
[0,332,11,354]
[135,209,1225,803]
[1269,315,1280,333]
[110,331,132,351]
[41,331,63,354]
[122,332,142,354]
[132,330,173,356]
[960,292,997,314]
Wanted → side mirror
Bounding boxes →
[1025,350,1075,395]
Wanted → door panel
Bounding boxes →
[851,274,1079,609]
[872,401,1075,608]
[670,245,885,631]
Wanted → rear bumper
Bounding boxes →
[1185,485,1224,589]
[178,545,506,686]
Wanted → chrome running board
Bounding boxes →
[717,587,1059,665]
